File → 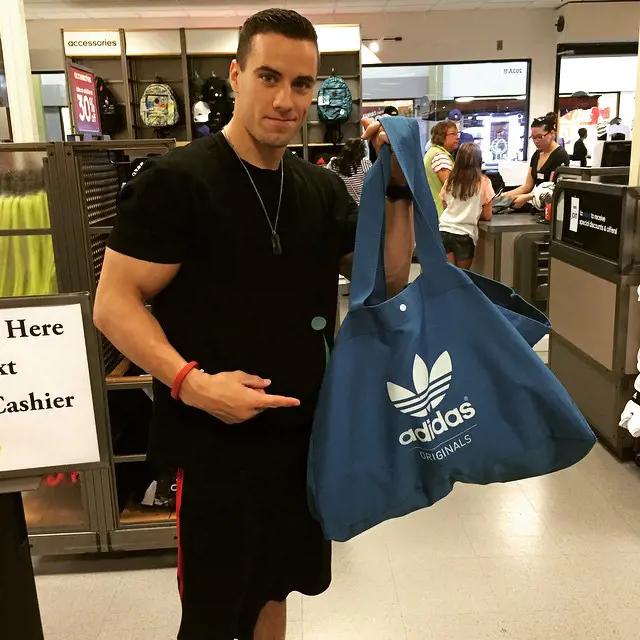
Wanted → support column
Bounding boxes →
[0,0,39,142]
[629,25,640,187]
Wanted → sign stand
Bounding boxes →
[0,293,109,636]
[0,478,45,640]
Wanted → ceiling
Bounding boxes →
[23,0,568,19]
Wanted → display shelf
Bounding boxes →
[106,358,153,390]
[114,454,148,464]
[23,477,87,531]
[119,500,175,526]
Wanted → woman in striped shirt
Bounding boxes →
[327,138,372,205]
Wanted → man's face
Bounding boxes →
[443,127,460,152]
[229,33,318,148]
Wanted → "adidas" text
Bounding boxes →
[399,402,476,444]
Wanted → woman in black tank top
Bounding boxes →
[504,113,570,209]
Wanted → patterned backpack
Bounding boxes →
[140,83,180,129]
[317,75,353,144]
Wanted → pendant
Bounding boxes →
[271,232,282,256]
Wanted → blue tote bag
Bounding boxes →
[309,117,595,543]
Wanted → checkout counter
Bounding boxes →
[548,167,640,459]
[474,213,550,311]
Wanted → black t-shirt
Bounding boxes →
[529,146,570,185]
[108,132,357,469]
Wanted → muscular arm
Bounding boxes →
[93,249,185,386]
[339,199,413,298]
[94,248,299,421]
[384,198,414,296]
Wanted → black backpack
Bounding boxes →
[95,77,124,136]
[201,76,234,134]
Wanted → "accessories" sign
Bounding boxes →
[64,31,121,57]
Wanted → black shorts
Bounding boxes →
[176,427,331,640]
[440,231,475,261]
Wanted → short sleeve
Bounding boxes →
[549,148,570,174]
[108,161,190,264]
[480,176,495,205]
[530,151,538,172]
[432,152,453,173]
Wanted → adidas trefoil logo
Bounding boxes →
[387,351,476,445]
[387,352,452,418]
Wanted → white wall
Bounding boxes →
[558,1,640,44]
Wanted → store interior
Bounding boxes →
[1,1,640,638]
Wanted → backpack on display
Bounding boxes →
[317,75,352,144]
[95,76,124,136]
[140,83,179,129]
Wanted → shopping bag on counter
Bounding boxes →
[308,116,595,543]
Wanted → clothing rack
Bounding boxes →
[0,139,178,556]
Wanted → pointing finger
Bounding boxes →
[257,394,301,409]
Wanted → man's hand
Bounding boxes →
[180,370,300,424]
[361,117,407,186]
[512,193,532,209]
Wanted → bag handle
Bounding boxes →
[349,117,448,310]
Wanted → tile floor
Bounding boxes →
[34,442,640,640]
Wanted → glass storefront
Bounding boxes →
[363,60,531,162]
[556,43,637,165]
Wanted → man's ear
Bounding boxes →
[229,60,241,94]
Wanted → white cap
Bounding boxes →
[193,101,211,123]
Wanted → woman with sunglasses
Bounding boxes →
[504,113,569,209]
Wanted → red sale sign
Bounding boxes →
[68,63,102,135]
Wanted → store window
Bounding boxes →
[32,72,72,142]
[556,43,638,164]
[363,60,531,162]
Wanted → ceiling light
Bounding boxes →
[456,96,476,103]
[369,41,380,53]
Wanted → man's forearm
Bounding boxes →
[94,294,187,387]
[384,198,414,296]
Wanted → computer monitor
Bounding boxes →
[601,140,632,168]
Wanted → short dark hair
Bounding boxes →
[578,127,588,138]
[237,9,318,69]
[383,106,399,116]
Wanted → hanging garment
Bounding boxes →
[619,286,640,437]
[308,116,596,542]
[0,190,57,297]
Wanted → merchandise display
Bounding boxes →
[96,76,126,136]
[62,26,361,159]
[0,174,57,297]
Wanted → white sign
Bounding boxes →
[64,31,121,57]
[570,197,580,233]
[442,61,529,99]
[0,303,100,473]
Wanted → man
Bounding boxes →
[94,9,413,640]
[424,119,459,217]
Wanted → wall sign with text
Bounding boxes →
[68,64,101,136]
[64,31,121,57]
[0,297,106,476]
[561,189,623,263]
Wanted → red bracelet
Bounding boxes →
[171,361,199,401]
